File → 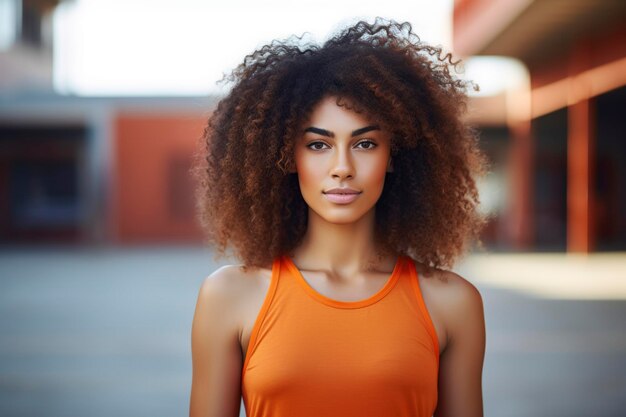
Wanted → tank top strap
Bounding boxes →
[404,257,440,362]
[241,256,281,381]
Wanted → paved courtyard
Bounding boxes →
[0,246,625,417]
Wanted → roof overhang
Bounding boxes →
[453,0,626,64]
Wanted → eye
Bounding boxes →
[306,141,329,151]
[356,140,377,150]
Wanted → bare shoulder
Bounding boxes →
[198,263,273,315]
[415,262,483,309]
[410,261,486,416]
[414,261,485,347]
[191,264,261,417]
[200,264,248,298]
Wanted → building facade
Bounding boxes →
[454,0,626,252]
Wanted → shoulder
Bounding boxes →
[416,262,483,310]
[417,266,486,415]
[414,261,485,347]
[200,264,247,296]
[197,263,273,313]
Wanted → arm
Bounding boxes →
[434,273,486,417]
[189,267,243,417]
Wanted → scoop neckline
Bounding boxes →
[282,255,404,309]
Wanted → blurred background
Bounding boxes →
[0,0,624,416]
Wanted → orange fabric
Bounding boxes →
[242,255,440,417]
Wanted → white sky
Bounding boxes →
[52,0,525,97]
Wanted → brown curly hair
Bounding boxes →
[192,17,488,270]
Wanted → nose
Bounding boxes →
[330,147,354,179]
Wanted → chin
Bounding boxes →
[322,215,362,225]
[310,206,373,225]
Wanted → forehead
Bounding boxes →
[304,96,374,129]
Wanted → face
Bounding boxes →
[293,96,392,225]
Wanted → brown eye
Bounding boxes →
[306,141,329,151]
[356,140,377,150]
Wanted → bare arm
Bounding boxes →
[189,267,244,417]
[434,272,486,417]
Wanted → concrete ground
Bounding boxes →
[0,246,624,417]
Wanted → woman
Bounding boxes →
[190,18,487,417]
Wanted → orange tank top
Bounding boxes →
[241,254,440,417]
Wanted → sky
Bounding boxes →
[52,0,525,97]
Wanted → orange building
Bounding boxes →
[0,97,213,244]
[454,0,626,252]
[0,1,217,245]
[3,0,624,251]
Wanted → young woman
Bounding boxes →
[190,18,487,417]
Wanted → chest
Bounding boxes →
[238,273,447,365]
[244,328,438,397]
[240,285,440,417]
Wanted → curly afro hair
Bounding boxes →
[193,17,488,270]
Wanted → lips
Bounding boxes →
[322,188,362,204]
[323,188,361,194]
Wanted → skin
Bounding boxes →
[189,96,486,417]
[290,95,394,275]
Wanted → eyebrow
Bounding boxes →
[303,125,380,138]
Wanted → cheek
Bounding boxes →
[294,153,324,190]
[361,156,389,185]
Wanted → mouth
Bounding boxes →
[322,191,362,204]
[322,189,362,195]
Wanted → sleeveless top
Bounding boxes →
[241,254,440,417]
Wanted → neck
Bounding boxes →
[292,207,388,273]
